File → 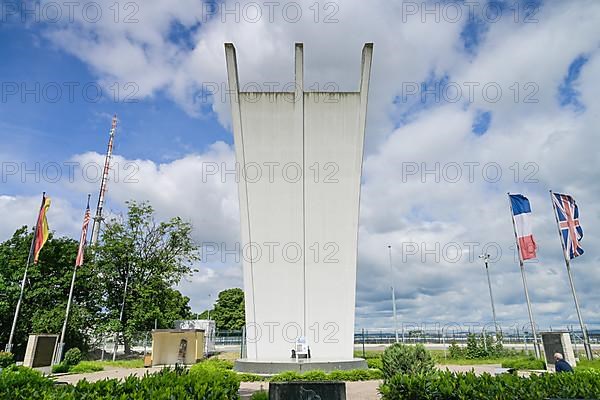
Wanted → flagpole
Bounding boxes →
[54,195,91,365]
[113,270,129,361]
[549,190,593,360]
[55,264,78,364]
[508,193,541,358]
[480,254,500,341]
[5,193,45,354]
[388,245,399,343]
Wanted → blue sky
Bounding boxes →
[1,0,600,333]
[0,23,229,171]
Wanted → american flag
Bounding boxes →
[552,192,584,259]
[75,199,92,267]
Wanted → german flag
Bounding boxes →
[33,195,51,263]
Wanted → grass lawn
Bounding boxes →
[576,358,600,371]
[62,358,145,374]
[354,349,546,369]
[354,350,384,360]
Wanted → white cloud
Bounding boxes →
[3,0,600,330]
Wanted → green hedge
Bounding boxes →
[382,343,435,380]
[0,365,55,399]
[270,369,382,382]
[250,390,268,400]
[367,357,383,370]
[1,365,240,399]
[380,370,600,400]
[0,352,14,368]
[191,358,383,382]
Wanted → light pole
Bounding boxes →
[388,245,399,343]
[207,293,212,321]
[479,254,500,340]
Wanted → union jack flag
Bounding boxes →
[75,199,91,267]
[552,192,584,259]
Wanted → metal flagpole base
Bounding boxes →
[54,343,65,365]
[584,343,594,360]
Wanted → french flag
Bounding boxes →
[510,194,537,260]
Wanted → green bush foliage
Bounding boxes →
[0,352,14,368]
[251,390,268,400]
[464,333,506,359]
[381,343,435,381]
[63,348,82,366]
[1,366,240,399]
[367,357,383,370]
[237,373,267,382]
[447,342,465,359]
[0,366,55,399]
[380,370,600,400]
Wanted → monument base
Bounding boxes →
[234,358,368,374]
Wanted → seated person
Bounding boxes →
[554,352,573,373]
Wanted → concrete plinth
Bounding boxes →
[234,358,367,374]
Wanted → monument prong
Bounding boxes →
[294,43,304,94]
[359,43,374,97]
[294,42,307,337]
[225,42,258,357]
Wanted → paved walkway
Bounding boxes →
[54,366,164,385]
[54,364,505,400]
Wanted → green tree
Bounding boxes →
[0,227,104,358]
[210,288,245,330]
[94,201,198,353]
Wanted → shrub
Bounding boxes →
[329,369,383,381]
[0,352,14,368]
[238,373,267,382]
[270,371,302,382]
[447,342,465,359]
[464,333,506,359]
[379,370,600,400]
[251,390,269,400]
[2,366,241,400]
[381,343,435,381]
[188,363,240,396]
[367,357,383,370]
[0,365,55,399]
[301,370,329,381]
[63,348,82,366]
[269,369,382,382]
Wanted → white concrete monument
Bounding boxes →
[225,43,372,371]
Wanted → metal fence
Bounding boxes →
[212,327,600,350]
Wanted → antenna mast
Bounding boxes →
[90,114,117,246]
